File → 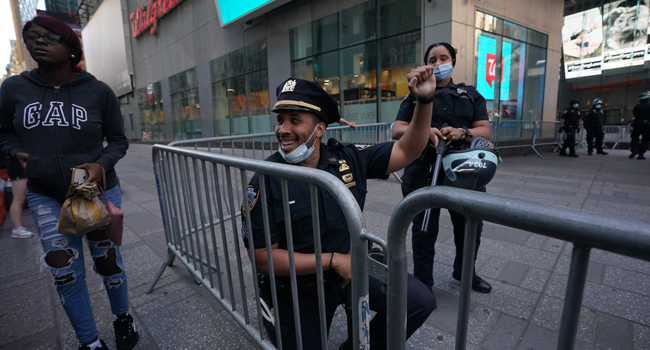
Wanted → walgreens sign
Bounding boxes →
[129,0,185,38]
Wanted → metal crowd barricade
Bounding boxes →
[532,121,562,152]
[168,123,391,157]
[147,144,388,350]
[601,125,630,149]
[383,186,650,350]
[490,120,539,155]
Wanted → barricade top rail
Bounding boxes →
[168,123,391,148]
[388,186,650,261]
[152,144,365,225]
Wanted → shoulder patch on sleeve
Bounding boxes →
[245,185,260,212]
[354,144,374,150]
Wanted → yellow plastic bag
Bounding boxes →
[58,182,111,235]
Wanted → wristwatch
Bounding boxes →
[462,126,473,140]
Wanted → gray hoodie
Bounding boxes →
[0,69,129,203]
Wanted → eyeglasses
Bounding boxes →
[24,31,61,44]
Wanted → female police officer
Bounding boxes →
[392,42,493,294]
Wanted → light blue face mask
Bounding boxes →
[573,104,579,108]
[434,62,454,81]
[278,124,319,164]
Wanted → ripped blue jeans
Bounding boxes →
[28,185,129,344]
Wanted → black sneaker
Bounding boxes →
[78,339,109,350]
[630,152,638,159]
[114,313,139,350]
[639,155,646,160]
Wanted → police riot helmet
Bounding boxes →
[441,137,498,190]
[593,98,603,105]
[638,91,650,101]
[570,99,579,106]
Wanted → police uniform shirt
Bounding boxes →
[395,79,489,179]
[242,141,393,283]
[633,101,650,124]
[562,108,581,128]
[584,108,603,129]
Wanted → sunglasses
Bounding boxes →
[24,31,61,44]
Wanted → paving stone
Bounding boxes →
[140,295,258,349]
[481,314,526,350]
[603,266,650,297]
[463,279,539,321]
[124,211,165,233]
[595,312,631,349]
[497,261,530,286]
[519,267,552,293]
[467,305,501,345]
[477,256,509,280]
[0,279,54,347]
[633,322,650,350]
[529,295,596,344]
[516,323,598,350]
[424,289,476,334]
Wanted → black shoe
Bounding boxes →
[114,313,139,350]
[630,152,638,159]
[597,151,608,155]
[587,152,593,155]
[79,339,109,350]
[452,273,493,294]
[639,155,646,160]
[559,152,568,157]
[569,153,579,158]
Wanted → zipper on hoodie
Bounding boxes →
[53,87,68,192]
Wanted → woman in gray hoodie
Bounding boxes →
[0,15,137,350]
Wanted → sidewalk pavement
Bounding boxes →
[1,144,649,350]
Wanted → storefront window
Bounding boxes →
[137,82,165,141]
[475,11,548,121]
[379,32,421,123]
[169,68,200,140]
[290,0,421,126]
[210,41,270,136]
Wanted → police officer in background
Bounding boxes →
[584,98,608,155]
[630,91,650,160]
[392,42,493,294]
[559,99,582,157]
[242,72,437,350]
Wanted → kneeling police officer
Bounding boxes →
[242,70,438,350]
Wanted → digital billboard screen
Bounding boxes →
[215,0,291,27]
[562,0,650,79]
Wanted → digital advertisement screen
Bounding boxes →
[215,0,291,27]
[476,35,511,101]
[562,0,650,79]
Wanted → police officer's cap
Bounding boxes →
[638,91,650,100]
[570,99,579,105]
[272,78,340,124]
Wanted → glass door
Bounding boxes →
[475,31,503,121]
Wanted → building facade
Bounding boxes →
[82,0,565,141]
[559,0,650,124]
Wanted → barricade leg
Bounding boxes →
[557,245,591,350]
[146,250,176,294]
[455,218,478,350]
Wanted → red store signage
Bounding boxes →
[129,0,185,38]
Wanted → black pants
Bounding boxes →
[266,273,436,350]
[401,175,484,289]
[586,127,604,153]
[561,127,577,155]
[631,124,650,156]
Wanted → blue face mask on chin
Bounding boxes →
[278,124,320,164]
[573,104,579,108]
[434,62,454,81]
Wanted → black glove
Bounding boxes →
[558,127,563,133]
[576,127,581,133]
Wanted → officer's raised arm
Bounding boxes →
[386,66,436,175]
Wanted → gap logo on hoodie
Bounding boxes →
[23,101,88,130]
